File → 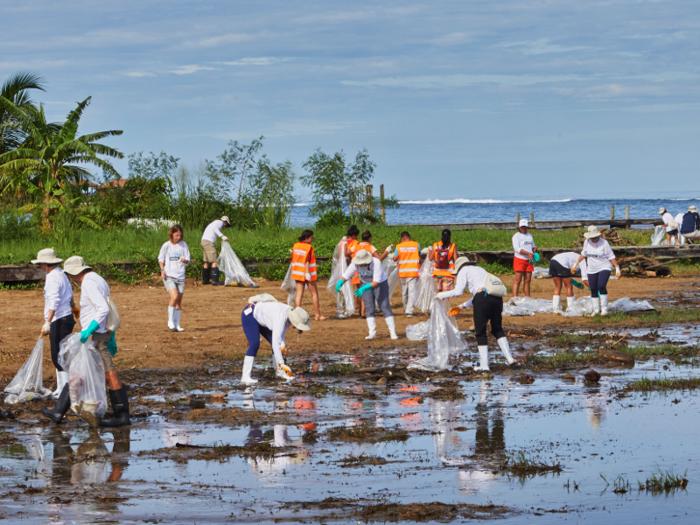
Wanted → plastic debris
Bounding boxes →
[382,257,400,300]
[4,337,51,403]
[408,299,468,372]
[651,225,683,246]
[217,241,258,288]
[58,334,108,428]
[563,296,654,317]
[406,321,429,341]
[532,266,552,279]
[327,240,356,318]
[413,257,436,314]
[281,264,299,306]
[503,297,554,316]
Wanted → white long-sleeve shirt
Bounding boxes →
[201,220,225,243]
[551,252,588,280]
[512,232,536,260]
[437,266,488,309]
[252,302,291,358]
[158,241,191,280]
[80,272,111,334]
[44,267,73,322]
[581,238,616,275]
[662,212,676,232]
[342,260,388,284]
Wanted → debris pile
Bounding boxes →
[618,255,672,277]
[571,227,633,247]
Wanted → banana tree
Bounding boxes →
[0,96,123,231]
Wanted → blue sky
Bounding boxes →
[2,0,699,201]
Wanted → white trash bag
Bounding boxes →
[4,337,52,404]
[406,321,429,341]
[281,264,299,306]
[327,240,355,318]
[218,241,258,288]
[563,296,655,317]
[532,266,551,279]
[382,257,400,300]
[408,299,468,372]
[651,225,681,246]
[503,296,555,316]
[58,334,108,428]
[414,257,436,314]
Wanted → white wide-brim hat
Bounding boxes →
[221,215,230,224]
[689,206,698,213]
[31,248,62,265]
[583,225,602,239]
[658,207,667,215]
[353,249,373,265]
[287,306,311,331]
[63,256,92,275]
[451,256,475,275]
[519,219,529,228]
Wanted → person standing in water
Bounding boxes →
[572,226,620,316]
[512,219,537,297]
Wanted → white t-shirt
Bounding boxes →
[252,302,291,358]
[551,252,588,280]
[201,220,225,243]
[158,241,191,280]
[44,267,73,322]
[438,266,488,309]
[80,272,111,334]
[512,232,536,260]
[581,239,616,275]
[662,212,676,232]
[342,259,388,284]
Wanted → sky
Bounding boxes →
[2,0,699,201]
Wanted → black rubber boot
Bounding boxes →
[40,384,71,424]
[202,267,211,285]
[211,267,222,286]
[100,387,131,428]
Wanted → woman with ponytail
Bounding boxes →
[428,228,457,292]
[291,230,328,320]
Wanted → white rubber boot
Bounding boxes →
[600,294,609,316]
[241,355,258,384]
[365,317,377,340]
[497,337,516,365]
[173,309,185,332]
[167,306,175,330]
[385,316,399,340]
[552,295,562,314]
[567,296,575,310]
[591,297,601,316]
[474,345,490,371]
[51,370,69,399]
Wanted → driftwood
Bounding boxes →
[598,348,635,365]
[571,227,633,248]
[617,255,672,277]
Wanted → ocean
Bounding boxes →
[289,197,700,228]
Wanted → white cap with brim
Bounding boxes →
[658,207,667,215]
[31,248,63,265]
[451,256,475,275]
[583,225,602,239]
[63,256,92,276]
[519,219,529,228]
[353,249,373,265]
[287,306,311,331]
[221,216,230,224]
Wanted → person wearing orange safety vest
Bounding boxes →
[392,231,421,317]
[343,225,362,315]
[346,229,392,318]
[291,230,328,321]
[428,228,457,292]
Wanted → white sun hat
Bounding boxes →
[451,256,475,275]
[658,207,667,215]
[689,205,697,213]
[519,219,529,228]
[221,215,230,224]
[583,225,603,239]
[63,256,92,275]
[287,306,311,331]
[353,249,373,265]
[31,248,63,265]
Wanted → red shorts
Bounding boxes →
[513,257,534,273]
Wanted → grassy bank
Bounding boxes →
[0,223,658,283]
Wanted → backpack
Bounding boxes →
[435,244,451,270]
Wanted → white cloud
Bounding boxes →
[217,57,293,66]
[498,38,590,55]
[187,33,254,48]
[431,32,472,46]
[123,71,156,78]
[342,73,583,89]
[171,65,218,75]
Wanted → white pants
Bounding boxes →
[400,277,419,315]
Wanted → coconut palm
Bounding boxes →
[0,96,123,230]
[0,71,45,154]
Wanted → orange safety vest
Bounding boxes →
[432,242,456,278]
[291,242,317,282]
[396,241,420,278]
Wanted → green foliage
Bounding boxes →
[247,157,296,230]
[256,261,288,281]
[0,71,45,154]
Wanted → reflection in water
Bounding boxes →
[246,425,309,478]
[584,391,609,433]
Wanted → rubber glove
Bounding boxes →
[571,279,584,289]
[534,252,540,263]
[571,262,578,275]
[354,283,372,297]
[222,236,228,242]
[305,272,311,281]
[341,236,347,241]
[71,307,80,319]
[335,279,346,293]
[41,322,51,336]
[79,320,100,344]
[615,266,621,278]
[107,332,118,356]
[385,244,394,253]
[435,292,448,300]
[447,305,463,316]
[421,247,430,255]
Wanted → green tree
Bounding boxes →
[205,136,264,203]
[0,71,45,154]
[0,96,123,231]
[248,157,296,230]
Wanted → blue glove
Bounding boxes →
[335,279,346,293]
[571,279,584,289]
[79,320,100,344]
[107,332,118,356]
[534,252,540,263]
[354,283,372,297]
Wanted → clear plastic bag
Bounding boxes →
[4,337,51,402]
[406,321,429,341]
[408,299,468,371]
[532,266,551,279]
[651,225,682,246]
[327,240,356,318]
[381,257,400,300]
[414,257,436,314]
[58,334,108,428]
[281,264,299,306]
[218,241,259,288]
[562,296,655,317]
[503,296,554,316]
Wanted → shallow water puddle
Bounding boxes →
[1,361,700,523]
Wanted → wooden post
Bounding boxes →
[529,213,534,228]
[611,206,615,220]
[366,185,373,215]
[625,205,630,230]
[380,184,386,223]
[516,213,520,226]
